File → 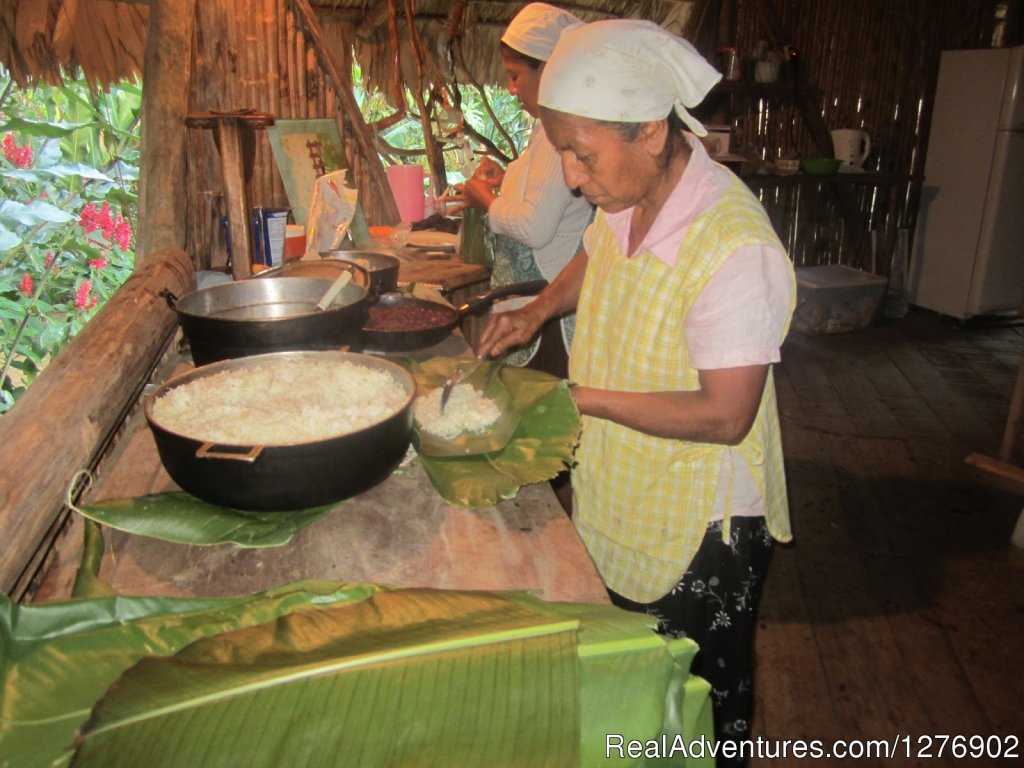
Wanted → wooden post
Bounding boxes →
[185,112,276,280]
[212,118,256,280]
[0,250,195,598]
[136,0,198,261]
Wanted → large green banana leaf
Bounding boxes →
[0,582,382,768]
[404,358,580,507]
[1,585,714,768]
[70,491,338,547]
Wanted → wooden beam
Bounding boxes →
[0,249,195,598]
[136,0,197,260]
[965,452,1024,488]
[292,0,401,225]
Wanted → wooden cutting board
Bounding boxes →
[396,252,489,292]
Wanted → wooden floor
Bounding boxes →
[751,309,1024,767]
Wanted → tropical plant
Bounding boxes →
[0,70,141,415]
[0,65,522,417]
[353,62,535,181]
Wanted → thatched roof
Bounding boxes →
[0,0,148,87]
[0,0,697,90]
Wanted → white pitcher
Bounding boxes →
[830,129,871,171]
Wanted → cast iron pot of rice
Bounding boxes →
[163,269,371,366]
[144,350,415,511]
[361,279,548,352]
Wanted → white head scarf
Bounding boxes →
[500,2,581,62]
[538,19,722,136]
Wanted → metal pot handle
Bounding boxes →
[458,279,549,316]
[196,442,264,463]
[160,289,178,309]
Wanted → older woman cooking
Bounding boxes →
[477,19,795,766]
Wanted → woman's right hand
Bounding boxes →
[473,156,505,185]
[476,303,546,360]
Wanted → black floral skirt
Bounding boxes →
[608,517,774,767]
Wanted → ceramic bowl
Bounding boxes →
[801,158,843,175]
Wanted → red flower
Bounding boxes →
[98,202,115,239]
[74,279,93,309]
[79,203,101,234]
[44,251,55,270]
[2,133,32,168]
[18,273,33,297]
[89,257,108,270]
[112,215,131,251]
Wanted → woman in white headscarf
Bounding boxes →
[452,2,593,376]
[478,19,795,766]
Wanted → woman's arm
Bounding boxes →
[477,248,588,359]
[486,132,581,250]
[571,365,770,445]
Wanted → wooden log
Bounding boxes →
[0,249,195,598]
[136,0,197,260]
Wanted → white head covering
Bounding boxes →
[500,2,581,62]
[538,19,722,136]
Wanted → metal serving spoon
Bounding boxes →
[439,356,484,412]
[314,269,353,312]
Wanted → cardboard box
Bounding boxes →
[792,265,887,333]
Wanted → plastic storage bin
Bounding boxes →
[792,265,887,333]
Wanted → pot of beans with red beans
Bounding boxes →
[360,280,549,352]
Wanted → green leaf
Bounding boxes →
[0,583,383,768]
[0,116,96,137]
[0,199,75,227]
[0,224,19,250]
[72,591,582,768]
[0,586,714,768]
[406,362,580,508]
[71,491,339,548]
[2,166,114,185]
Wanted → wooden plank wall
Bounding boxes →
[185,0,347,269]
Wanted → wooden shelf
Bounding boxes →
[741,171,921,187]
[711,79,821,100]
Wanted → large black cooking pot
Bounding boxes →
[144,351,415,511]
[165,272,370,366]
[361,279,548,352]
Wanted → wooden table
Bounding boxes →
[34,346,605,605]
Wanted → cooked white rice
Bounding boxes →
[415,383,500,439]
[151,358,409,445]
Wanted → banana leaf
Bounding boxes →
[1,585,714,768]
[402,358,580,508]
[70,491,338,547]
[0,582,382,768]
[72,590,581,768]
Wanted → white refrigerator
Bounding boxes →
[909,45,1024,319]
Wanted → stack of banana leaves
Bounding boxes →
[0,581,715,767]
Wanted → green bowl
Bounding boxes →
[801,157,842,175]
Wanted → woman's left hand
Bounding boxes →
[459,176,499,212]
[438,186,468,216]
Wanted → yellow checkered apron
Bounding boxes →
[570,175,795,602]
